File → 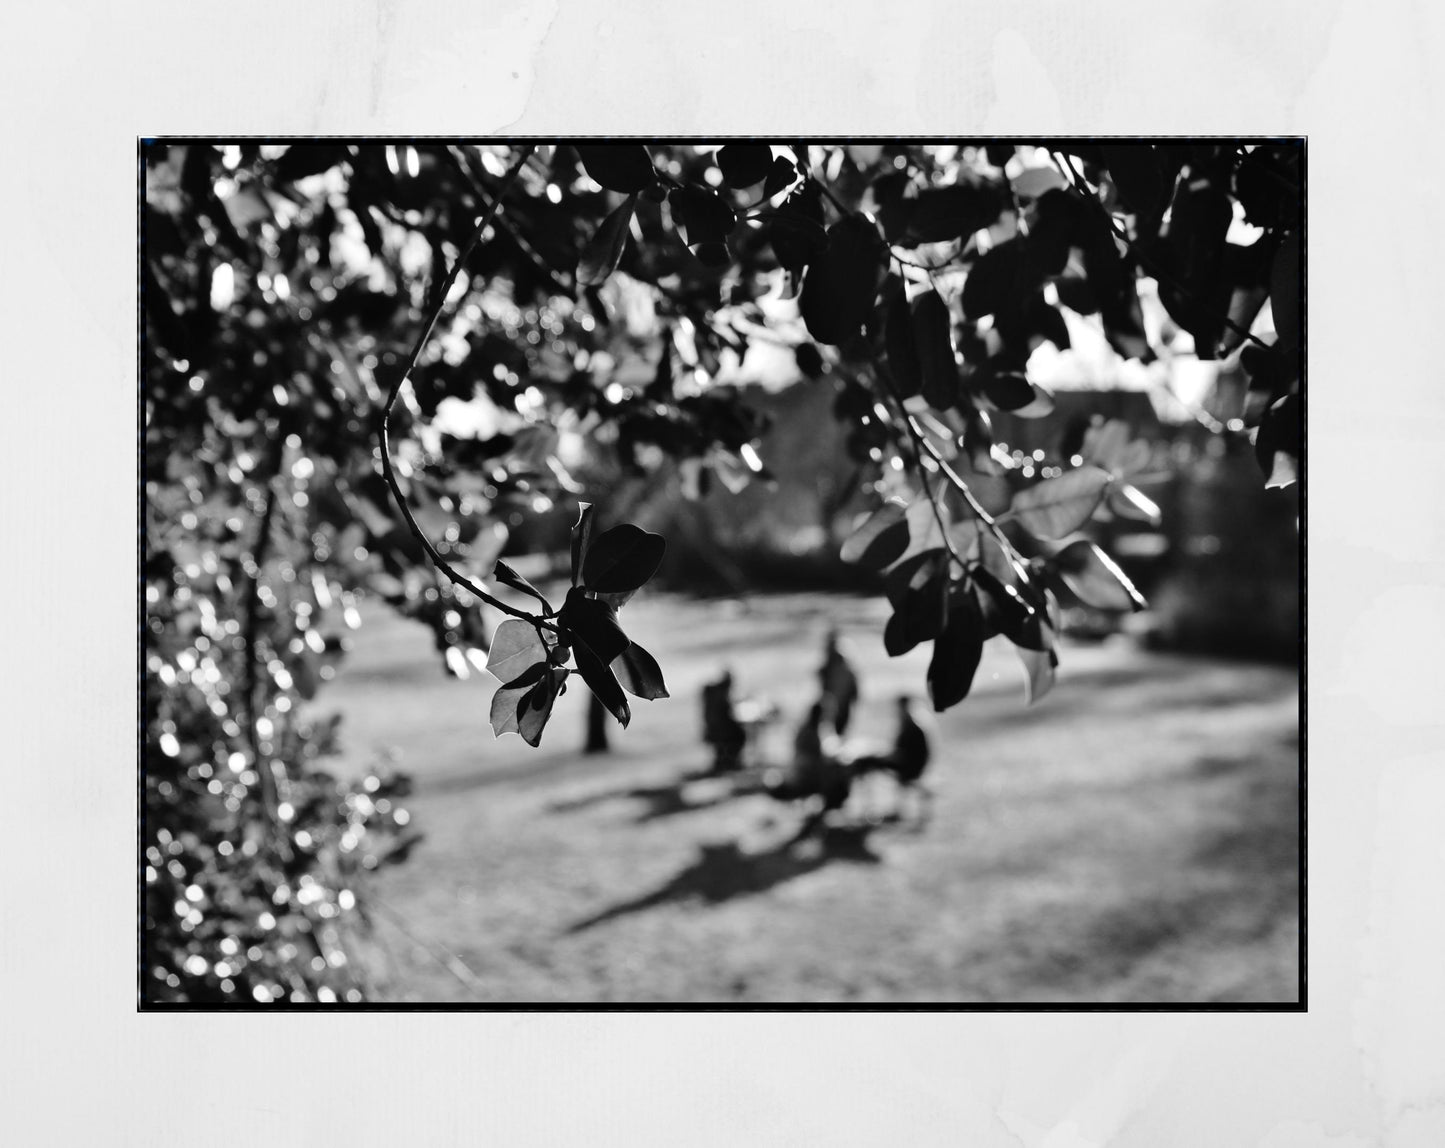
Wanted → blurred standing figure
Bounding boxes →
[818,628,859,740]
[700,670,747,773]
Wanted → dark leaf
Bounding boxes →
[670,184,738,247]
[908,183,1008,244]
[840,501,909,568]
[1255,392,1301,489]
[799,214,887,345]
[1010,465,1112,539]
[275,144,349,183]
[769,181,827,274]
[1235,145,1301,232]
[979,370,1036,412]
[885,290,922,398]
[883,552,950,655]
[1270,231,1301,353]
[1158,177,1233,357]
[911,290,960,409]
[575,145,656,193]
[869,170,910,208]
[928,590,985,711]
[574,639,630,728]
[962,239,1027,320]
[577,193,638,286]
[794,342,826,379]
[1053,540,1148,612]
[558,586,630,665]
[1101,144,1169,223]
[611,641,669,700]
[718,144,774,189]
[580,523,665,594]
[690,241,732,268]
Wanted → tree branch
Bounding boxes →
[872,370,1024,568]
[376,143,558,631]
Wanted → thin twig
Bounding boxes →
[376,143,558,631]
[890,249,966,274]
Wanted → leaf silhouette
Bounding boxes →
[799,214,887,345]
[580,523,665,594]
[670,184,737,247]
[612,641,669,700]
[575,145,656,193]
[578,194,638,286]
[718,144,773,189]
[928,589,985,711]
[911,289,959,410]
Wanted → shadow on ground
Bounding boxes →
[549,770,764,823]
[567,823,881,933]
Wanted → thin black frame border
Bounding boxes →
[138,135,1306,1013]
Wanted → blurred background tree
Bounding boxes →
[142,140,1301,1003]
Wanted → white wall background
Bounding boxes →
[2,1,1442,1144]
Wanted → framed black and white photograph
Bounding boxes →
[5,2,1443,1143]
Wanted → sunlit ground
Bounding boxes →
[319,590,1299,1004]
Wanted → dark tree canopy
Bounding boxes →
[142,140,1302,1002]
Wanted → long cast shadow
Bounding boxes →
[566,823,881,933]
[550,771,765,823]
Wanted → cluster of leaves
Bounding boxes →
[143,141,1299,1000]
[840,417,1152,710]
[144,511,416,1003]
[568,140,1299,489]
[484,505,668,745]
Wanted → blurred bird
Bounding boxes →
[849,695,933,825]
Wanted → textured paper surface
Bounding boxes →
[5,1,1444,1143]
